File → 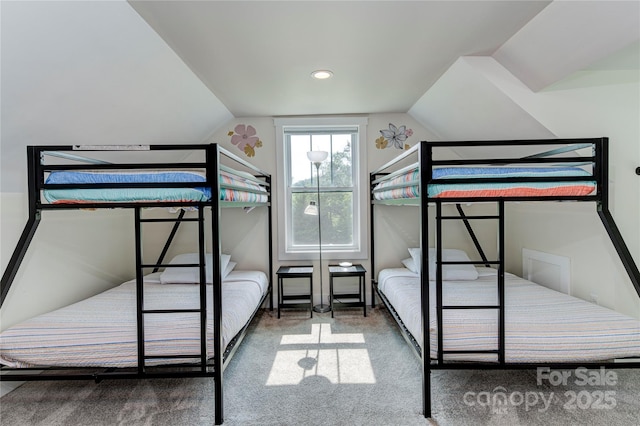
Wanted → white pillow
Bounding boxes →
[160,253,231,284]
[407,248,478,281]
[224,261,237,279]
[408,248,422,274]
[476,266,498,277]
[401,257,418,274]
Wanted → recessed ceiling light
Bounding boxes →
[311,70,333,80]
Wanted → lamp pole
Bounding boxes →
[306,149,331,314]
[313,160,330,313]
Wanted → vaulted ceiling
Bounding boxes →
[129,1,638,118]
[1,1,639,192]
[129,0,552,117]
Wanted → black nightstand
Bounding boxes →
[276,266,313,318]
[328,264,366,317]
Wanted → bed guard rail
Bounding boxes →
[371,138,603,204]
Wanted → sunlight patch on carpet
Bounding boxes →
[280,323,365,345]
[266,323,375,385]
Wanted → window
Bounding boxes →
[275,117,368,260]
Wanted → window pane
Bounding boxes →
[320,191,353,246]
[311,134,330,158]
[291,191,354,247]
[290,134,312,187]
[291,192,320,245]
[291,133,353,189]
[328,134,353,187]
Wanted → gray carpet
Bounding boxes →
[1,307,639,425]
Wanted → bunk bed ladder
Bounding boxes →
[134,207,209,373]
[435,201,506,365]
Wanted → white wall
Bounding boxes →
[1,193,135,329]
[1,1,232,193]
[0,0,231,329]
[204,114,508,306]
[368,114,500,273]
[205,113,451,305]
[505,72,640,319]
[506,202,639,319]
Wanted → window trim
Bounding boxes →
[275,116,368,261]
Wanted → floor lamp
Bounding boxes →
[305,150,330,313]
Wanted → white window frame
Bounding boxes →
[275,116,368,261]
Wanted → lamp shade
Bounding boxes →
[307,151,328,163]
[304,201,319,216]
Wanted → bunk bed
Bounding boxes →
[0,143,273,425]
[369,138,640,419]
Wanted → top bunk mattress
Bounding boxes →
[43,170,268,204]
[0,270,268,368]
[377,268,640,363]
[373,166,597,201]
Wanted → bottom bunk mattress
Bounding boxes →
[0,270,268,368]
[377,268,640,362]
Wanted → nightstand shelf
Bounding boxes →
[276,266,313,318]
[329,264,366,317]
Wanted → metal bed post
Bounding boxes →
[594,137,640,296]
[207,143,224,426]
[497,200,505,364]
[267,175,274,310]
[419,140,432,418]
[436,202,444,365]
[134,207,146,374]
[370,173,376,308]
[198,206,207,371]
[1,146,42,306]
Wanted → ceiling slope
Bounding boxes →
[493,0,640,92]
[1,1,232,192]
[408,0,639,150]
[408,56,556,144]
[129,0,550,117]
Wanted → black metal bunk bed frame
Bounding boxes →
[0,143,273,425]
[369,137,640,419]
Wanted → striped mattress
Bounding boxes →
[378,268,640,362]
[0,271,268,368]
[373,166,596,200]
[43,170,268,204]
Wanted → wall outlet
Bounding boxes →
[590,293,599,305]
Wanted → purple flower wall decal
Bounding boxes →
[228,124,263,157]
